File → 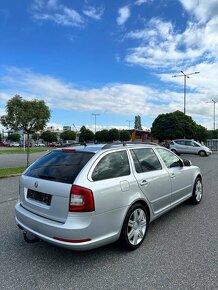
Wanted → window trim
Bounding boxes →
[155,147,183,169]
[129,147,162,174]
[89,149,131,182]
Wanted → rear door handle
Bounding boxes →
[140,180,148,186]
[170,173,176,179]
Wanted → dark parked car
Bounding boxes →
[0,141,10,147]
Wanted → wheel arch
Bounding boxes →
[126,199,151,223]
[193,173,203,189]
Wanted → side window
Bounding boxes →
[185,141,193,146]
[156,148,182,168]
[130,148,162,173]
[175,140,185,145]
[92,150,130,181]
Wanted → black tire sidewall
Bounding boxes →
[120,203,148,250]
[191,177,203,204]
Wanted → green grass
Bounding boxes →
[0,148,47,154]
[0,166,26,177]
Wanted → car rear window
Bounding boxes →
[25,150,94,184]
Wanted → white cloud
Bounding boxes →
[135,0,149,6]
[32,0,84,27]
[179,0,218,23]
[125,14,218,69]
[0,66,216,129]
[117,6,130,26]
[83,6,104,20]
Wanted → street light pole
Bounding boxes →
[92,113,100,135]
[172,70,200,115]
[206,99,217,131]
[126,120,133,129]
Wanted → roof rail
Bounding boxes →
[101,142,125,149]
[101,141,158,150]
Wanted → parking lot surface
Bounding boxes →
[0,151,48,169]
[0,154,217,289]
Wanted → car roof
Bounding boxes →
[173,139,193,141]
[58,142,160,154]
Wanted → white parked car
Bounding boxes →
[10,142,20,147]
[34,143,45,147]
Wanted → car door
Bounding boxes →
[129,148,172,215]
[174,140,186,153]
[156,148,193,205]
[184,140,196,154]
[89,150,136,215]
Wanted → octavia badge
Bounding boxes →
[34,181,38,188]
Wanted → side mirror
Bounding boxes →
[183,159,192,166]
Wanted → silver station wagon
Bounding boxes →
[169,139,212,156]
[15,143,203,251]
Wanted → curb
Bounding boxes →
[0,174,21,179]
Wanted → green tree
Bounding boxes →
[32,132,41,143]
[134,115,142,130]
[60,130,76,142]
[95,130,110,142]
[151,110,207,141]
[79,126,94,142]
[108,128,120,142]
[41,131,57,143]
[194,125,209,142]
[1,95,50,166]
[119,130,131,142]
[7,133,20,142]
[208,129,218,139]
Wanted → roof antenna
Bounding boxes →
[80,137,87,147]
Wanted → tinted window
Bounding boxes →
[185,140,194,146]
[25,150,94,184]
[92,151,130,181]
[130,148,162,173]
[185,140,200,147]
[175,140,185,145]
[156,148,182,168]
[193,142,200,147]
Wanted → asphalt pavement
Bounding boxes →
[0,155,217,289]
[0,151,48,169]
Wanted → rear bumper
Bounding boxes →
[15,202,125,250]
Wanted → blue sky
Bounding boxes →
[1,0,218,132]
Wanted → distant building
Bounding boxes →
[128,129,151,143]
[63,126,71,131]
[46,126,61,133]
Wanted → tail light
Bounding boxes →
[69,185,95,212]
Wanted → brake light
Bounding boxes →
[69,185,95,212]
[61,149,76,152]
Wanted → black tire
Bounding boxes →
[171,149,179,155]
[199,150,206,157]
[120,203,148,250]
[190,177,203,205]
